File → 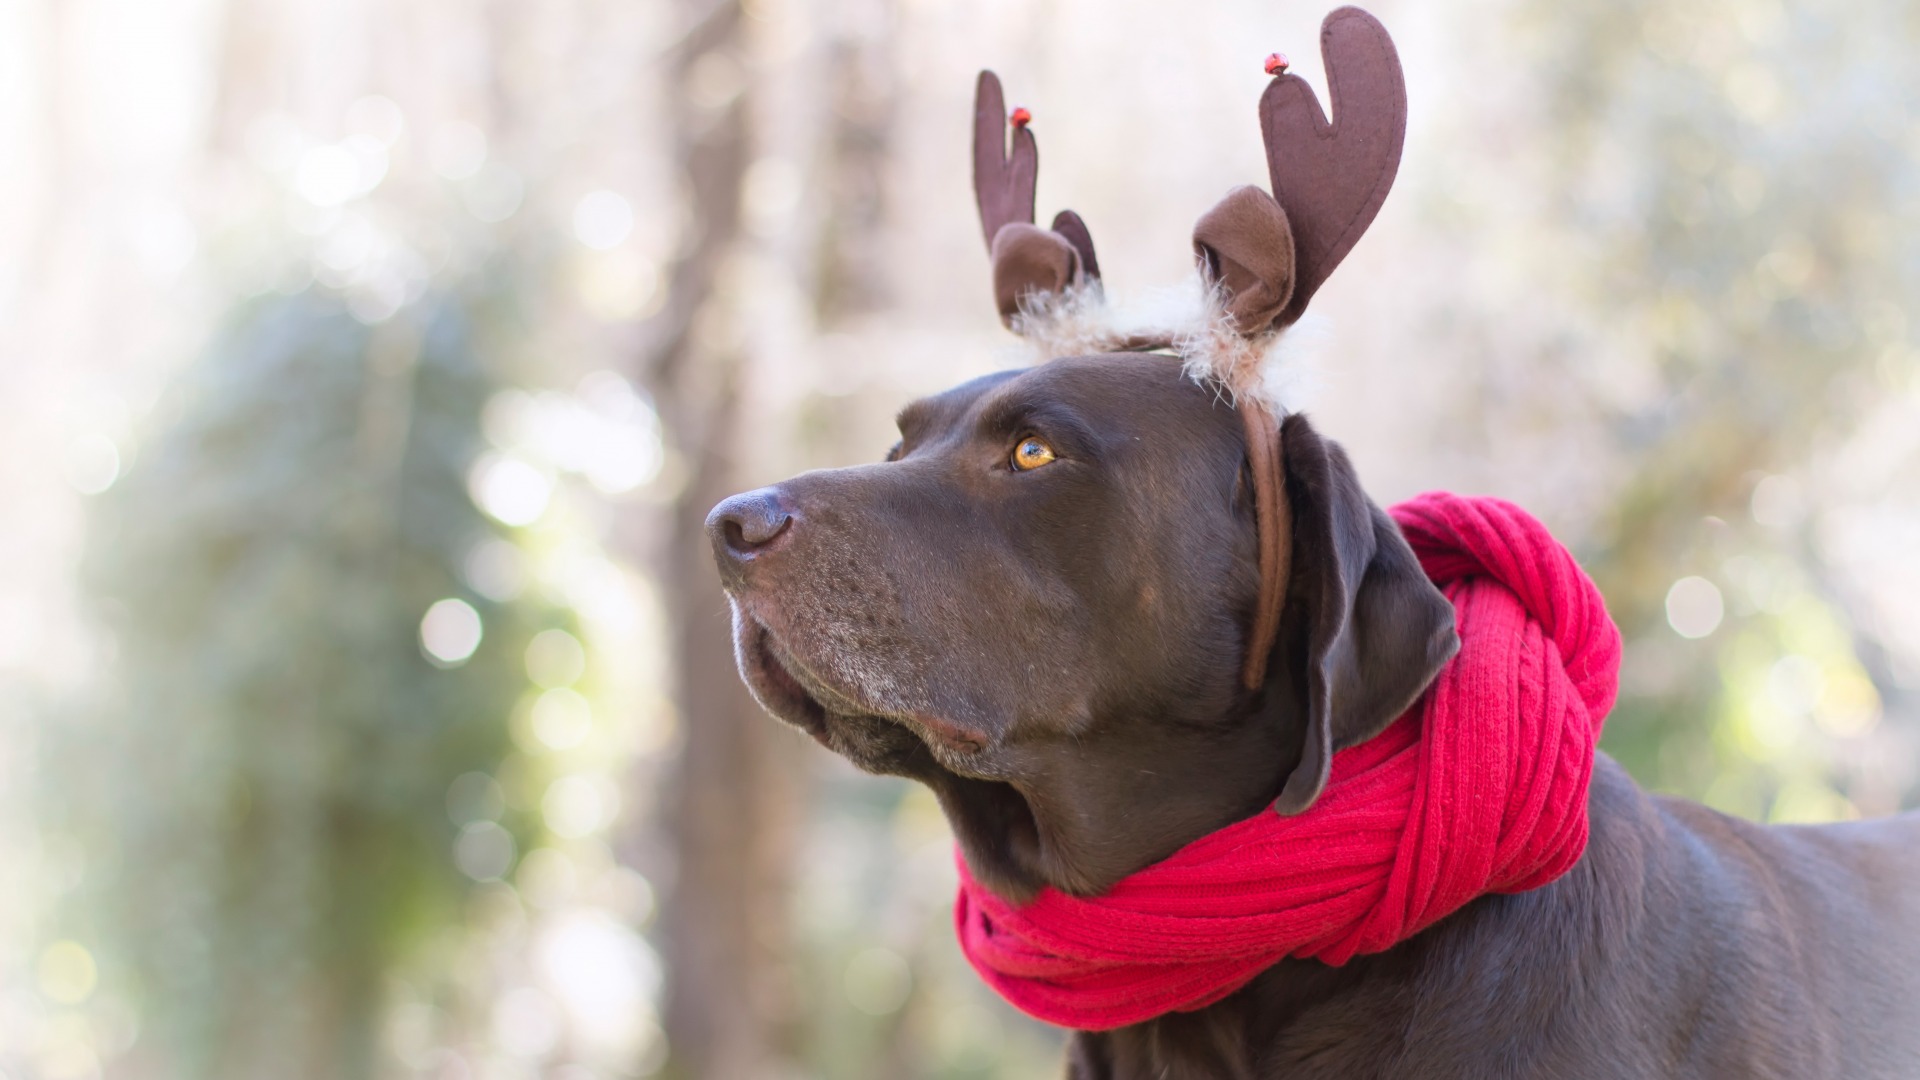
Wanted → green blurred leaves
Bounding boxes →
[47,288,569,1078]
[1519,0,1920,818]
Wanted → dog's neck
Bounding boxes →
[1063,757,1653,1077]
[934,693,1299,901]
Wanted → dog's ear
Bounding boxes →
[1266,414,1458,816]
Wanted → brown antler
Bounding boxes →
[1190,8,1404,339]
[1260,6,1406,328]
[972,71,1036,249]
[973,71,1101,325]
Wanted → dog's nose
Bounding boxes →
[706,488,794,568]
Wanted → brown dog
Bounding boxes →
[709,354,1920,1078]
[706,8,1920,1076]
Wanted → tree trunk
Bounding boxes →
[642,3,805,1077]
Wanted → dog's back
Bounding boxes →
[1646,797,1920,1078]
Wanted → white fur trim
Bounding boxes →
[1008,274,1320,416]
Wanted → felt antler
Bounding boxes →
[1259,5,1406,328]
[1191,6,1406,338]
[973,71,1101,325]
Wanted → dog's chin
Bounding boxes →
[732,610,830,738]
[731,608,937,775]
[729,605,1056,901]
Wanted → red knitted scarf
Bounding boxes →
[953,492,1622,1031]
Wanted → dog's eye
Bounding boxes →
[1011,436,1057,471]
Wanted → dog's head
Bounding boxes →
[705,7,1457,901]
[711,354,1456,900]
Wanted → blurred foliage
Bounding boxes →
[788,777,1064,1080]
[1515,0,1920,817]
[42,287,566,1078]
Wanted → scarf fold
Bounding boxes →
[953,492,1622,1031]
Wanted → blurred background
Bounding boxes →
[3,0,1918,1076]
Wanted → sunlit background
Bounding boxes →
[3,0,1918,1076]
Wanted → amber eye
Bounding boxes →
[1011,436,1056,471]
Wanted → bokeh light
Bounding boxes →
[1665,576,1725,639]
[573,191,636,251]
[420,598,484,666]
[455,821,517,882]
[526,629,587,689]
[469,454,554,526]
[531,688,594,750]
[37,941,98,1005]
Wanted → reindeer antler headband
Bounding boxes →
[972,5,1408,689]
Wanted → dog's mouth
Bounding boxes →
[729,602,1071,901]
[731,605,1000,769]
[733,611,835,742]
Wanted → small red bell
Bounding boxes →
[1264,52,1289,75]
[1009,106,1032,128]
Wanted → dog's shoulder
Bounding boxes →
[1624,763,1920,1078]
[1648,779,1920,942]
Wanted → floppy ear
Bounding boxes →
[1266,414,1459,816]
